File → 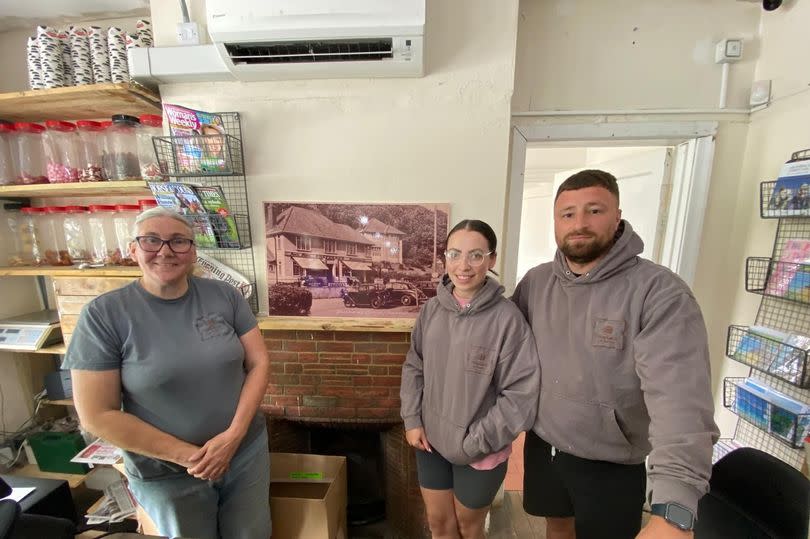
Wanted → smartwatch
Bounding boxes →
[650,502,695,531]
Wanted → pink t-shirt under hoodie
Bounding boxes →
[453,290,513,470]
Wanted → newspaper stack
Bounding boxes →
[85,479,136,525]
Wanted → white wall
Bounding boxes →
[150,0,520,313]
[513,0,761,111]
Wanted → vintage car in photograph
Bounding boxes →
[342,283,390,309]
[385,281,429,306]
[342,281,428,308]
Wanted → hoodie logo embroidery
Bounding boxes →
[467,345,496,375]
[592,318,625,350]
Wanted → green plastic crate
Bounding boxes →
[27,431,88,474]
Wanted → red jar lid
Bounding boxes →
[21,207,46,214]
[14,122,45,133]
[63,205,88,212]
[0,123,15,133]
[76,120,104,131]
[88,204,117,212]
[45,206,67,213]
[116,204,142,211]
[100,120,113,128]
[45,120,77,132]
[139,114,162,127]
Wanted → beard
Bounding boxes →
[559,231,614,265]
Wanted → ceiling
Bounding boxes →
[0,0,149,33]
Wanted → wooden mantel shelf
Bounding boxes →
[0,83,161,122]
[258,316,414,333]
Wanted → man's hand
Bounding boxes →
[636,515,693,539]
[405,427,431,452]
[186,429,243,481]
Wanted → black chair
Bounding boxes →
[0,478,75,539]
[695,447,810,539]
[0,500,20,539]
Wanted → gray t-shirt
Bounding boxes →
[63,276,264,479]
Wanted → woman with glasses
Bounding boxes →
[400,219,540,539]
[63,207,271,539]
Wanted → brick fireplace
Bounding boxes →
[261,329,429,538]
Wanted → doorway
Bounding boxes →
[503,121,718,291]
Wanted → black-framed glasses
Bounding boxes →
[444,250,493,267]
[135,236,195,253]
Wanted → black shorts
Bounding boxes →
[415,449,507,510]
[523,431,646,539]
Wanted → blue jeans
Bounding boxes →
[126,430,271,539]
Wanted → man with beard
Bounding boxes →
[512,170,718,539]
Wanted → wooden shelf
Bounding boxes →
[0,180,150,199]
[0,266,141,277]
[258,315,415,333]
[41,398,74,406]
[35,343,67,354]
[0,83,160,123]
[8,463,92,489]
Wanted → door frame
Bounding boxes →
[502,121,718,292]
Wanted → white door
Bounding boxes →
[658,136,716,286]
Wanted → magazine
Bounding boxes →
[764,239,810,297]
[147,181,218,248]
[764,159,810,217]
[70,438,122,465]
[163,104,230,174]
[737,325,810,384]
[195,186,241,248]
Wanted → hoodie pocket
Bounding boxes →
[538,392,633,462]
[423,406,470,464]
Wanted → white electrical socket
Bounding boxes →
[176,21,201,46]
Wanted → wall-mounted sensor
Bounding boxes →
[715,39,743,64]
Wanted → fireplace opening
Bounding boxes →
[310,426,386,526]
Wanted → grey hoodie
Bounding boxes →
[512,221,719,515]
[400,276,540,465]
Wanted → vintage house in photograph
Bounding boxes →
[359,217,406,265]
[266,206,376,285]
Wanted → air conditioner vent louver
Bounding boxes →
[225,38,394,65]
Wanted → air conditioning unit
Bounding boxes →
[205,0,424,81]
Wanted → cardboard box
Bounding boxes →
[270,452,347,539]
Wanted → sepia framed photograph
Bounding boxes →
[264,202,449,318]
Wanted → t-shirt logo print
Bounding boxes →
[592,318,626,350]
[194,313,231,341]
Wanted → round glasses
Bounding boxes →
[444,250,492,267]
[135,236,195,253]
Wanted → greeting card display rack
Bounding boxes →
[722,152,810,469]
